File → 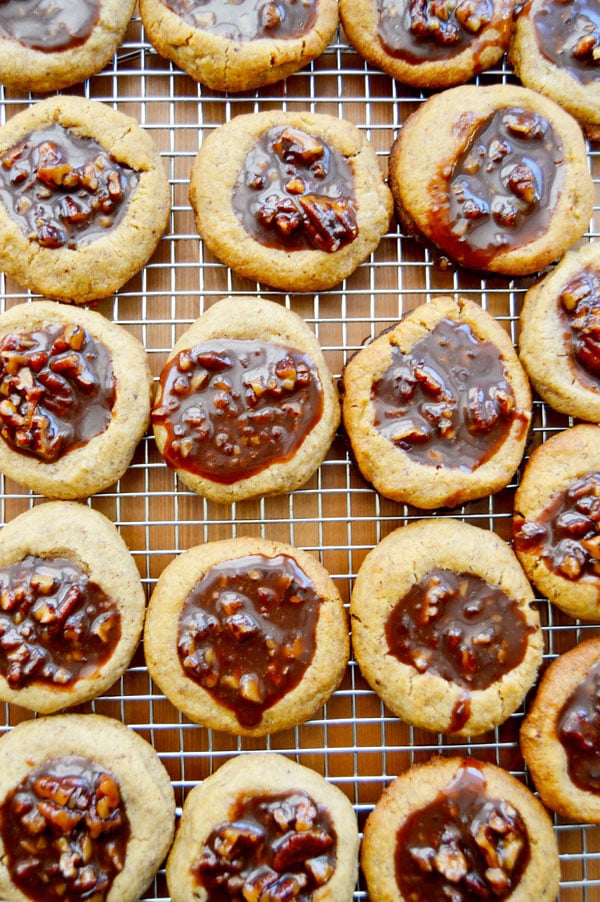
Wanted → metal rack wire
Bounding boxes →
[0,7,598,900]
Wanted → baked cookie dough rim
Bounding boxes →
[0,0,137,93]
[166,753,359,902]
[389,83,593,276]
[0,713,175,902]
[0,501,146,714]
[144,536,349,737]
[139,0,339,92]
[0,95,171,303]
[341,295,532,509]
[152,296,341,503]
[350,519,543,736]
[0,300,152,499]
[189,110,393,293]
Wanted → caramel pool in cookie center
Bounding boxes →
[530,0,600,85]
[377,0,495,62]
[0,755,130,902]
[0,0,100,52]
[0,122,138,250]
[162,0,317,40]
[558,658,600,794]
[558,266,600,388]
[177,553,320,728]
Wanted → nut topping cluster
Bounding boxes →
[0,756,130,902]
[233,125,358,253]
[560,269,600,378]
[533,0,600,85]
[192,790,337,901]
[164,0,317,41]
[0,322,115,462]
[407,0,493,44]
[0,554,121,690]
[0,122,137,250]
[558,658,600,793]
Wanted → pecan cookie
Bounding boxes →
[519,241,600,422]
[521,637,600,823]
[0,300,152,499]
[340,0,514,89]
[139,0,338,92]
[341,296,532,509]
[513,424,600,621]
[189,111,393,293]
[389,83,592,276]
[510,0,600,142]
[151,296,340,504]
[166,753,359,901]
[350,519,543,736]
[0,713,175,902]
[144,537,349,737]
[0,501,145,714]
[0,95,170,304]
[361,756,560,902]
[0,1,136,93]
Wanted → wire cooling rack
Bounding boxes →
[0,6,599,900]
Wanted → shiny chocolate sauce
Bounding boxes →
[192,790,337,900]
[377,0,495,62]
[0,322,116,462]
[152,338,323,484]
[513,472,600,587]
[177,553,320,728]
[558,267,600,390]
[395,761,530,900]
[371,318,519,471]
[232,125,358,252]
[0,122,138,250]
[559,658,600,793]
[0,554,121,690]
[163,0,317,40]
[0,0,99,52]
[531,0,600,84]
[428,107,564,269]
[0,755,130,902]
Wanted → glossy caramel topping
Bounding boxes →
[558,267,600,389]
[152,339,324,484]
[0,554,121,690]
[532,0,600,85]
[429,107,564,268]
[0,0,99,52]
[371,318,518,471]
[0,122,138,250]
[177,553,321,728]
[378,0,495,62]
[385,568,532,692]
[163,0,317,40]
[395,762,530,900]
[513,472,600,585]
[0,755,130,902]
[559,658,600,793]
[0,322,116,462]
[192,790,337,900]
[232,126,358,253]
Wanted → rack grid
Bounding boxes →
[0,6,599,900]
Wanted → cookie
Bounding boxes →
[340,0,514,89]
[0,94,170,304]
[361,756,560,902]
[341,295,532,509]
[139,0,339,92]
[0,713,175,902]
[0,300,152,499]
[189,111,393,293]
[513,424,600,621]
[151,296,340,504]
[144,536,349,737]
[0,501,145,714]
[166,753,359,901]
[350,519,543,736]
[510,0,600,142]
[0,1,136,94]
[519,241,600,422]
[389,83,592,276]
